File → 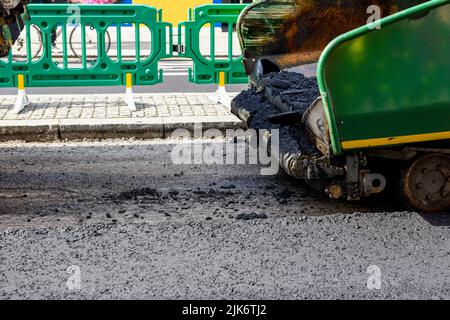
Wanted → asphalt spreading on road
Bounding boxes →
[3,141,443,299]
[231,71,321,156]
[107,187,162,204]
[103,186,307,221]
[235,212,268,220]
[2,209,449,299]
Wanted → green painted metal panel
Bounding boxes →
[178,4,248,84]
[317,0,450,155]
[0,4,172,88]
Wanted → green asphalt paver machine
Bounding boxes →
[232,0,450,212]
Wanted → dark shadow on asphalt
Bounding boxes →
[270,170,403,215]
[419,213,450,227]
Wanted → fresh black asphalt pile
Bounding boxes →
[231,71,321,156]
[265,71,321,113]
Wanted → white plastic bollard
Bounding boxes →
[209,71,231,108]
[124,73,136,111]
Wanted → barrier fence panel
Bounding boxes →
[178,4,248,85]
[1,3,250,112]
[0,4,172,89]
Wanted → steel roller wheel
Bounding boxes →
[401,153,450,213]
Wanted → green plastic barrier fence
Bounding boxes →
[178,4,248,85]
[0,4,172,88]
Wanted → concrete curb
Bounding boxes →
[0,116,245,142]
[0,120,60,142]
[162,116,245,137]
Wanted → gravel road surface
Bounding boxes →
[0,140,449,299]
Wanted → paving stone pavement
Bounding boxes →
[0,93,235,120]
[0,93,244,142]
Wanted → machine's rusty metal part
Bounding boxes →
[326,184,344,200]
[345,154,360,201]
[237,0,429,74]
[303,97,331,157]
[402,153,450,213]
[360,171,387,196]
[278,151,344,188]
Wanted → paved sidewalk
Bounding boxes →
[0,93,244,142]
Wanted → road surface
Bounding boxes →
[0,139,449,299]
